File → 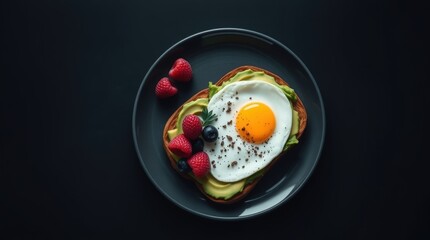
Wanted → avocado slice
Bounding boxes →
[200,174,246,200]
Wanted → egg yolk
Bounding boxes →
[235,102,276,144]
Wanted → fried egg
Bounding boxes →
[203,80,292,182]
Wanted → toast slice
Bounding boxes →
[162,66,307,204]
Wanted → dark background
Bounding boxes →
[1,0,429,239]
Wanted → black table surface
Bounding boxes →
[2,0,429,239]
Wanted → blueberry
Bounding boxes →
[192,138,204,154]
[202,125,218,142]
[177,158,191,173]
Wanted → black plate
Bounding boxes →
[132,28,325,220]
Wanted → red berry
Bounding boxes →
[187,152,210,178]
[155,77,177,98]
[167,134,192,158]
[182,114,202,140]
[168,58,192,82]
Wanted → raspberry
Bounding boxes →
[167,134,192,158]
[182,114,202,140]
[187,152,210,178]
[168,58,192,82]
[155,77,177,98]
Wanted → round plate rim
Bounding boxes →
[132,27,326,220]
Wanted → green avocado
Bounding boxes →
[168,69,300,200]
[283,110,300,151]
[199,175,246,200]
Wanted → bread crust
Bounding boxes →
[162,66,307,204]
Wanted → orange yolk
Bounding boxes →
[235,102,276,144]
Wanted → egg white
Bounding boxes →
[203,80,292,182]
